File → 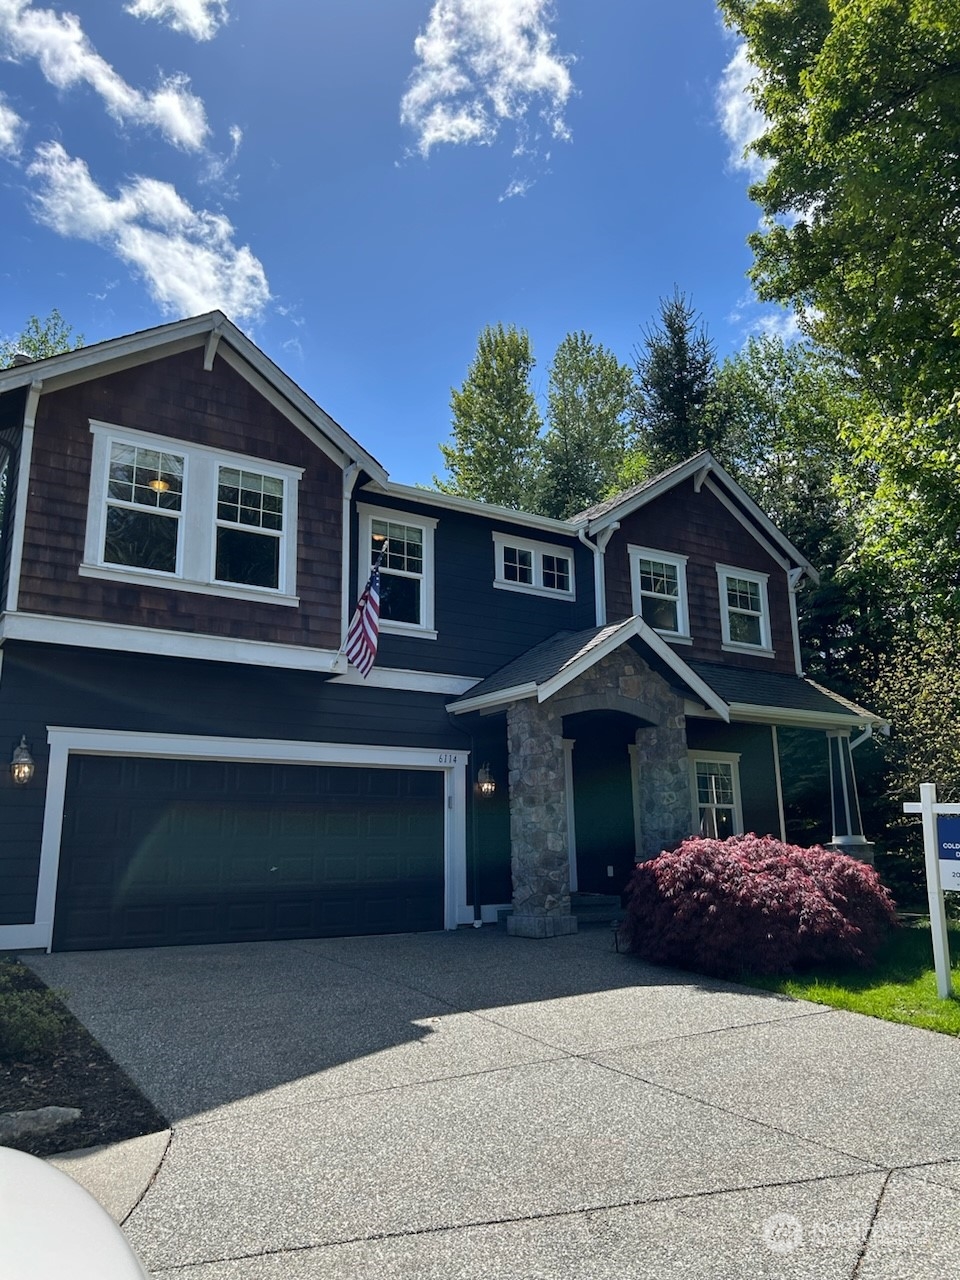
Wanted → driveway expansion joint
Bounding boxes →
[144,1167,887,1275]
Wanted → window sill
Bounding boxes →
[78,563,300,608]
[380,621,438,640]
[493,579,576,602]
[659,633,693,646]
[721,642,775,658]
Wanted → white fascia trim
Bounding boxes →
[0,612,476,693]
[447,616,731,721]
[447,681,540,715]
[0,310,386,482]
[4,382,40,613]
[584,453,717,535]
[702,470,819,584]
[702,478,791,573]
[727,701,883,730]
[364,481,574,534]
[540,615,731,721]
[7,729,472,953]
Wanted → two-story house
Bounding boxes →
[0,312,882,952]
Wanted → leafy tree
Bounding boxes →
[872,628,960,806]
[630,289,725,472]
[536,331,635,518]
[714,334,895,694]
[718,0,960,619]
[0,310,83,525]
[1,308,83,367]
[436,323,542,509]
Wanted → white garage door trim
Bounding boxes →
[2,726,470,953]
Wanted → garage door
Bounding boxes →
[53,756,445,951]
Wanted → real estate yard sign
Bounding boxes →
[903,783,957,999]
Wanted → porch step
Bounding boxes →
[570,893,623,928]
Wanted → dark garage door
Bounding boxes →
[53,756,445,951]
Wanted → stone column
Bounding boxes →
[505,698,577,938]
[826,730,874,864]
[632,701,692,859]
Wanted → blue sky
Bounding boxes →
[0,0,782,486]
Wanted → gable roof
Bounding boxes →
[573,451,819,584]
[447,617,730,720]
[0,312,388,483]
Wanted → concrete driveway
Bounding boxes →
[27,928,960,1279]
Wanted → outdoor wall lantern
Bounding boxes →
[477,764,496,798]
[10,735,35,786]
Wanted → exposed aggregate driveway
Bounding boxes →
[29,928,960,1279]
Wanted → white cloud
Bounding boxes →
[125,0,228,42]
[0,0,209,149]
[753,308,802,343]
[499,175,531,201]
[716,41,769,180]
[401,0,573,157]
[0,92,24,156]
[28,141,270,320]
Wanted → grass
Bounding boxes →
[746,920,960,1036]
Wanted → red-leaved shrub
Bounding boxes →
[620,833,897,978]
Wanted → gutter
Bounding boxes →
[5,379,42,614]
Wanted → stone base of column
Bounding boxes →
[507,913,578,939]
[827,839,875,866]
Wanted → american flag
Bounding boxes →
[344,550,384,677]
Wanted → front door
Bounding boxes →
[570,718,637,894]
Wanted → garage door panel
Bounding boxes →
[53,758,445,951]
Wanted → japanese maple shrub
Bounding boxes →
[620,834,897,979]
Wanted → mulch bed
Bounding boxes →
[0,959,168,1158]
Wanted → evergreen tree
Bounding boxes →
[631,290,724,471]
[435,323,542,509]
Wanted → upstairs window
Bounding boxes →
[717,564,772,652]
[216,467,284,589]
[83,422,301,605]
[689,754,743,839]
[492,533,575,600]
[105,442,184,574]
[358,505,436,636]
[629,545,689,639]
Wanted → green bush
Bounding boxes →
[0,962,68,1059]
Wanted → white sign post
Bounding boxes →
[903,782,957,999]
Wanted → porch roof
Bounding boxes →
[686,661,885,729]
[446,618,729,720]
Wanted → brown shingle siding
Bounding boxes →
[604,479,797,673]
[17,347,343,650]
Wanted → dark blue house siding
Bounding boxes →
[0,641,471,927]
[352,494,596,677]
[685,719,781,839]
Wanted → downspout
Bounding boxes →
[787,567,804,677]
[6,380,43,615]
[334,461,362,669]
[578,523,619,627]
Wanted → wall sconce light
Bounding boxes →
[10,735,35,786]
[477,764,496,798]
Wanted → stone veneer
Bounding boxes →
[506,646,692,938]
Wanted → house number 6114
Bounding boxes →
[438,753,459,764]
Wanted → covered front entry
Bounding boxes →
[53,755,446,951]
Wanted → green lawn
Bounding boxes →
[746,920,960,1036]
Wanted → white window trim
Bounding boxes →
[628,544,690,640]
[688,751,744,837]
[716,563,773,655]
[491,532,576,600]
[82,421,302,604]
[358,504,437,638]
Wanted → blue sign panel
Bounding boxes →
[937,815,960,889]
